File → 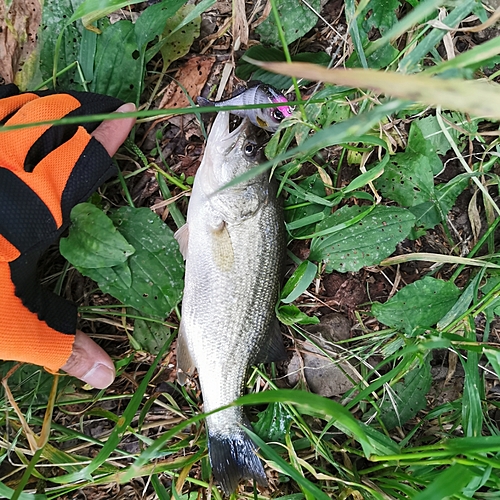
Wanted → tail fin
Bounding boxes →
[208,430,267,495]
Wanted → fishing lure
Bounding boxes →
[197,83,293,132]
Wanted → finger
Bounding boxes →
[61,330,116,389]
[91,102,136,156]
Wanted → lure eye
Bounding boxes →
[272,109,285,122]
[244,142,258,157]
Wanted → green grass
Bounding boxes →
[2,0,500,498]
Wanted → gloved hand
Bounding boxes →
[0,84,136,388]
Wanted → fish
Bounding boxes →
[196,83,293,132]
[174,111,286,494]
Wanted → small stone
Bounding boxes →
[306,312,352,342]
[287,340,357,397]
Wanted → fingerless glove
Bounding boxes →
[0,84,123,371]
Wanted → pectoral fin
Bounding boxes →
[176,322,195,385]
[211,222,234,271]
[255,318,287,364]
[174,223,189,260]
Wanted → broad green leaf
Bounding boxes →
[309,205,415,272]
[277,304,319,325]
[255,61,500,120]
[375,152,435,207]
[256,0,320,47]
[108,207,183,317]
[414,113,461,155]
[89,19,143,102]
[379,358,431,429]
[372,276,461,335]
[405,122,443,175]
[60,203,135,269]
[281,260,317,304]
[362,0,401,34]
[254,403,293,443]
[79,260,132,289]
[134,0,186,51]
[159,5,201,71]
[133,317,173,355]
[75,207,183,318]
[40,0,86,91]
[408,174,470,234]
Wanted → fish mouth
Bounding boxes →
[208,112,252,150]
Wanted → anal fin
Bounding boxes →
[176,322,195,385]
[255,318,287,364]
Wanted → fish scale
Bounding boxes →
[175,111,285,494]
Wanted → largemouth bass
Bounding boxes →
[174,111,285,494]
[197,83,293,132]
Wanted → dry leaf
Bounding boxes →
[159,56,215,110]
[0,0,41,86]
[232,0,249,48]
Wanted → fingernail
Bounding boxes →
[116,102,136,113]
[81,362,116,389]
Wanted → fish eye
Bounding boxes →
[272,109,285,122]
[244,142,258,157]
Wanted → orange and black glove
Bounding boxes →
[0,84,123,372]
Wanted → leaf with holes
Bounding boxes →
[71,207,184,319]
[379,358,431,430]
[133,317,173,355]
[89,19,143,102]
[372,276,461,336]
[375,124,442,208]
[159,4,201,70]
[309,205,415,273]
[255,0,320,47]
[375,152,435,207]
[362,0,401,34]
[39,0,86,90]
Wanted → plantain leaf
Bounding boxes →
[65,206,184,319]
[159,4,200,70]
[133,317,173,355]
[89,19,142,102]
[39,0,86,91]
[256,0,320,47]
[309,205,415,272]
[60,203,135,268]
[372,276,461,336]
